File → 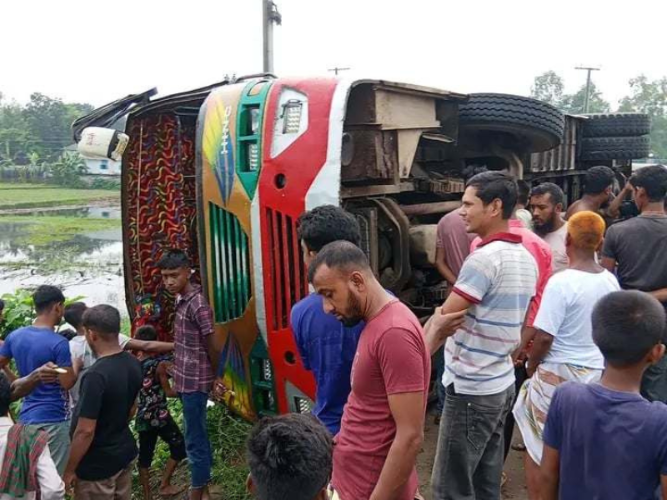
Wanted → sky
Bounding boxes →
[1,0,664,108]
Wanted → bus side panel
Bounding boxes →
[258,78,339,414]
[198,83,266,420]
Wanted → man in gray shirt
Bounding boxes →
[602,164,667,402]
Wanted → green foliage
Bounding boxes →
[132,401,253,500]
[49,152,86,188]
[530,71,610,113]
[0,183,118,209]
[89,177,121,190]
[0,288,84,338]
[619,75,667,158]
[0,289,35,338]
[0,92,94,171]
[531,71,565,107]
[560,82,611,114]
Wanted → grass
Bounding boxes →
[132,400,253,500]
[0,215,120,247]
[0,182,119,209]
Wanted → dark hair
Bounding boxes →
[33,285,65,315]
[466,171,518,219]
[462,164,488,182]
[592,291,666,367]
[307,240,370,283]
[297,205,361,253]
[517,180,531,206]
[0,299,4,312]
[0,373,10,417]
[82,304,121,338]
[64,302,87,330]
[247,414,333,500]
[530,182,565,207]
[157,249,191,270]
[629,165,667,202]
[135,324,157,342]
[584,166,615,195]
[58,328,77,341]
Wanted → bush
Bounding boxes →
[0,288,84,338]
[48,152,86,188]
[89,177,121,190]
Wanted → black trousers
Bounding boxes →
[503,364,528,462]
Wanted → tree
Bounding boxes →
[23,93,71,160]
[560,82,611,114]
[531,71,565,107]
[619,75,667,158]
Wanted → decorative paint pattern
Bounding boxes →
[216,332,254,420]
[202,96,235,204]
[124,114,200,340]
[198,83,276,420]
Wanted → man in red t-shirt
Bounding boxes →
[308,241,463,500]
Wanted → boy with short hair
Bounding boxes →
[542,290,667,500]
[64,305,143,500]
[135,325,186,500]
[158,249,218,500]
[246,413,333,500]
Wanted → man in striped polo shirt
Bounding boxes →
[426,171,538,500]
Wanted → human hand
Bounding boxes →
[526,360,539,378]
[212,380,234,401]
[436,307,466,336]
[64,471,76,493]
[35,363,61,384]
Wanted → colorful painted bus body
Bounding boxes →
[79,77,582,420]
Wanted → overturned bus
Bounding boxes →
[73,75,649,420]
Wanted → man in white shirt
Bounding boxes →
[513,211,620,499]
[0,373,64,500]
[66,302,174,409]
[530,183,568,272]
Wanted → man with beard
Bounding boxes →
[309,241,464,500]
[565,166,615,220]
[530,183,568,273]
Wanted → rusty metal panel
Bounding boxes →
[530,115,583,173]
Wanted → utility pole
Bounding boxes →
[328,67,351,76]
[262,0,282,73]
[575,66,600,113]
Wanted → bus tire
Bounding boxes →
[580,135,650,161]
[458,93,565,153]
[582,113,651,138]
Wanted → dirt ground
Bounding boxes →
[416,412,529,500]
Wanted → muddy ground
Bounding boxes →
[416,412,529,500]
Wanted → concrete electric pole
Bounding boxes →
[328,67,351,76]
[575,66,600,113]
[262,0,282,73]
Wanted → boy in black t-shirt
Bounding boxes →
[135,325,186,500]
[64,305,143,500]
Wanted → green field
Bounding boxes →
[0,215,120,247]
[0,183,119,209]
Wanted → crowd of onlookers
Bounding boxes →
[0,248,220,500]
[266,164,667,500]
[0,164,666,500]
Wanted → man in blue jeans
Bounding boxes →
[159,249,218,500]
[0,285,77,476]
